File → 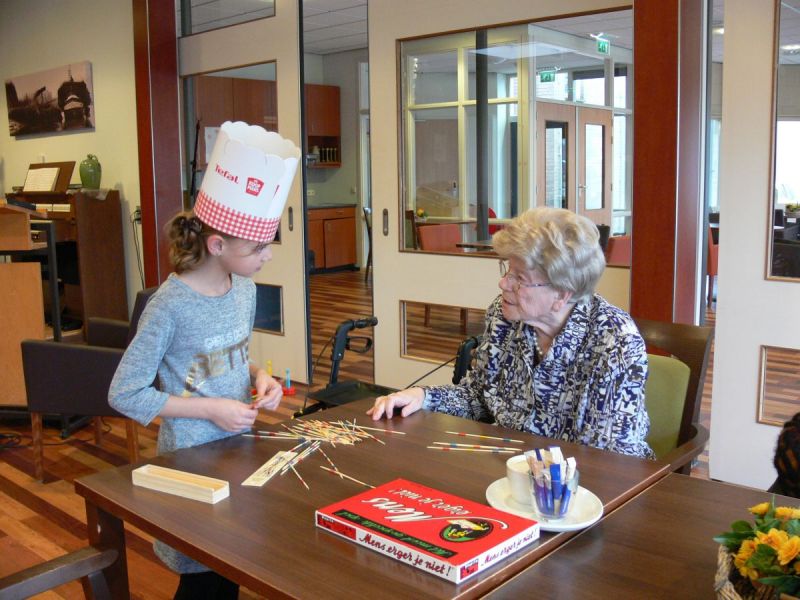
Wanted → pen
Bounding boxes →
[560,468,579,517]
[550,462,563,511]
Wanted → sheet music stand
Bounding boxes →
[21,161,75,201]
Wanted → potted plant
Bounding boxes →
[785,204,800,219]
[416,207,428,220]
[714,501,800,599]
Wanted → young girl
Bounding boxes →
[110,122,300,599]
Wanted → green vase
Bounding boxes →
[79,154,101,189]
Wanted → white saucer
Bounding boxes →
[485,477,603,532]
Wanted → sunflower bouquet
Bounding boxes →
[714,501,800,599]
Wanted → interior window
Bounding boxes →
[399,10,633,253]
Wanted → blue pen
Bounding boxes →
[560,458,578,516]
[550,462,563,509]
[560,471,579,516]
[543,471,553,513]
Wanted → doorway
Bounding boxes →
[301,1,374,390]
[536,100,613,227]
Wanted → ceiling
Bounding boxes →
[178,1,800,66]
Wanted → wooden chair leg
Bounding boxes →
[94,417,103,445]
[424,305,431,328]
[31,412,44,481]
[125,420,139,464]
[460,308,468,335]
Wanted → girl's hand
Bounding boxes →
[367,388,425,420]
[251,369,283,411]
[208,398,259,432]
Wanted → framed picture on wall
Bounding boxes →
[5,61,94,137]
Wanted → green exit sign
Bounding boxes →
[539,70,556,83]
[596,38,610,55]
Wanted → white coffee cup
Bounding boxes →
[506,455,532,505]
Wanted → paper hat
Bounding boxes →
[194,121,301,242]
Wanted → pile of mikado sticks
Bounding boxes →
[244,419,404,490]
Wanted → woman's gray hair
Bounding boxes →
[492,207,606,303]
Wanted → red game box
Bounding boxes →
[315,478,539,583]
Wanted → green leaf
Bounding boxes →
[713,531,755,551]
[748,544,779,574]
[731,520,754,533]
[786,520,800,536]
[759,574,800,594]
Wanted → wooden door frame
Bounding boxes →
[132,0,183,286]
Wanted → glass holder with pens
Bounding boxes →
[526,447,578,521]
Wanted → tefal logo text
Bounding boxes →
[215,164,239,183]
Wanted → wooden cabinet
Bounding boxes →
[306,84,341,168]
[39,191,129,324]
[307,206,356,270]
[194,76,278,168]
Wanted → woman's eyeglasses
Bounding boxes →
[498,260,552,293]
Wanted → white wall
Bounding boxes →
[0,0,140,312]
[709,0,795,488]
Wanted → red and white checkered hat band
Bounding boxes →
[195,189,279,242]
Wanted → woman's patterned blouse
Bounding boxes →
[423,294,655,459]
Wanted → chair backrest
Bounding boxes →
[417,223,462,252]
[21,341,125,417]
[487,207,502,235]
[452,335,482,384]
[363,207,372,239]
[126,286,158,345]
[0,546,117,600]
[707,226,719,276]
[404,209,420,249]
[605,234,632,266]
[596,224,611,251]
[644,353,691,458]
[633,317,713,450]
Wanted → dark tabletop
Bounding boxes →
[485,473,790,599]
[75,399,670,599]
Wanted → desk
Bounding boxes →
[486,474,789,599]
[75,399,669,599]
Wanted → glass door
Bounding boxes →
[577,106,613,227]
[178,7,308,383]
[536,101,576,211]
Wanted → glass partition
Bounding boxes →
[770,1,800,279]
[584,123,605,210]
[544,121,568,208]
[182,61,277,217]
[399,10,633,253]
[176,0,275,36]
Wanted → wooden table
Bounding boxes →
[486,473,790,599]
[75,399,670,599]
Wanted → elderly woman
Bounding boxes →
[368,207,654,459]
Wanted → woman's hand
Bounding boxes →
[251,369,283,411]
[367,388,425,420]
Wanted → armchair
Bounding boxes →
[22,287,157,481]
[604,234,632,266]
[0,546,117,600]
[634,317,713,474]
